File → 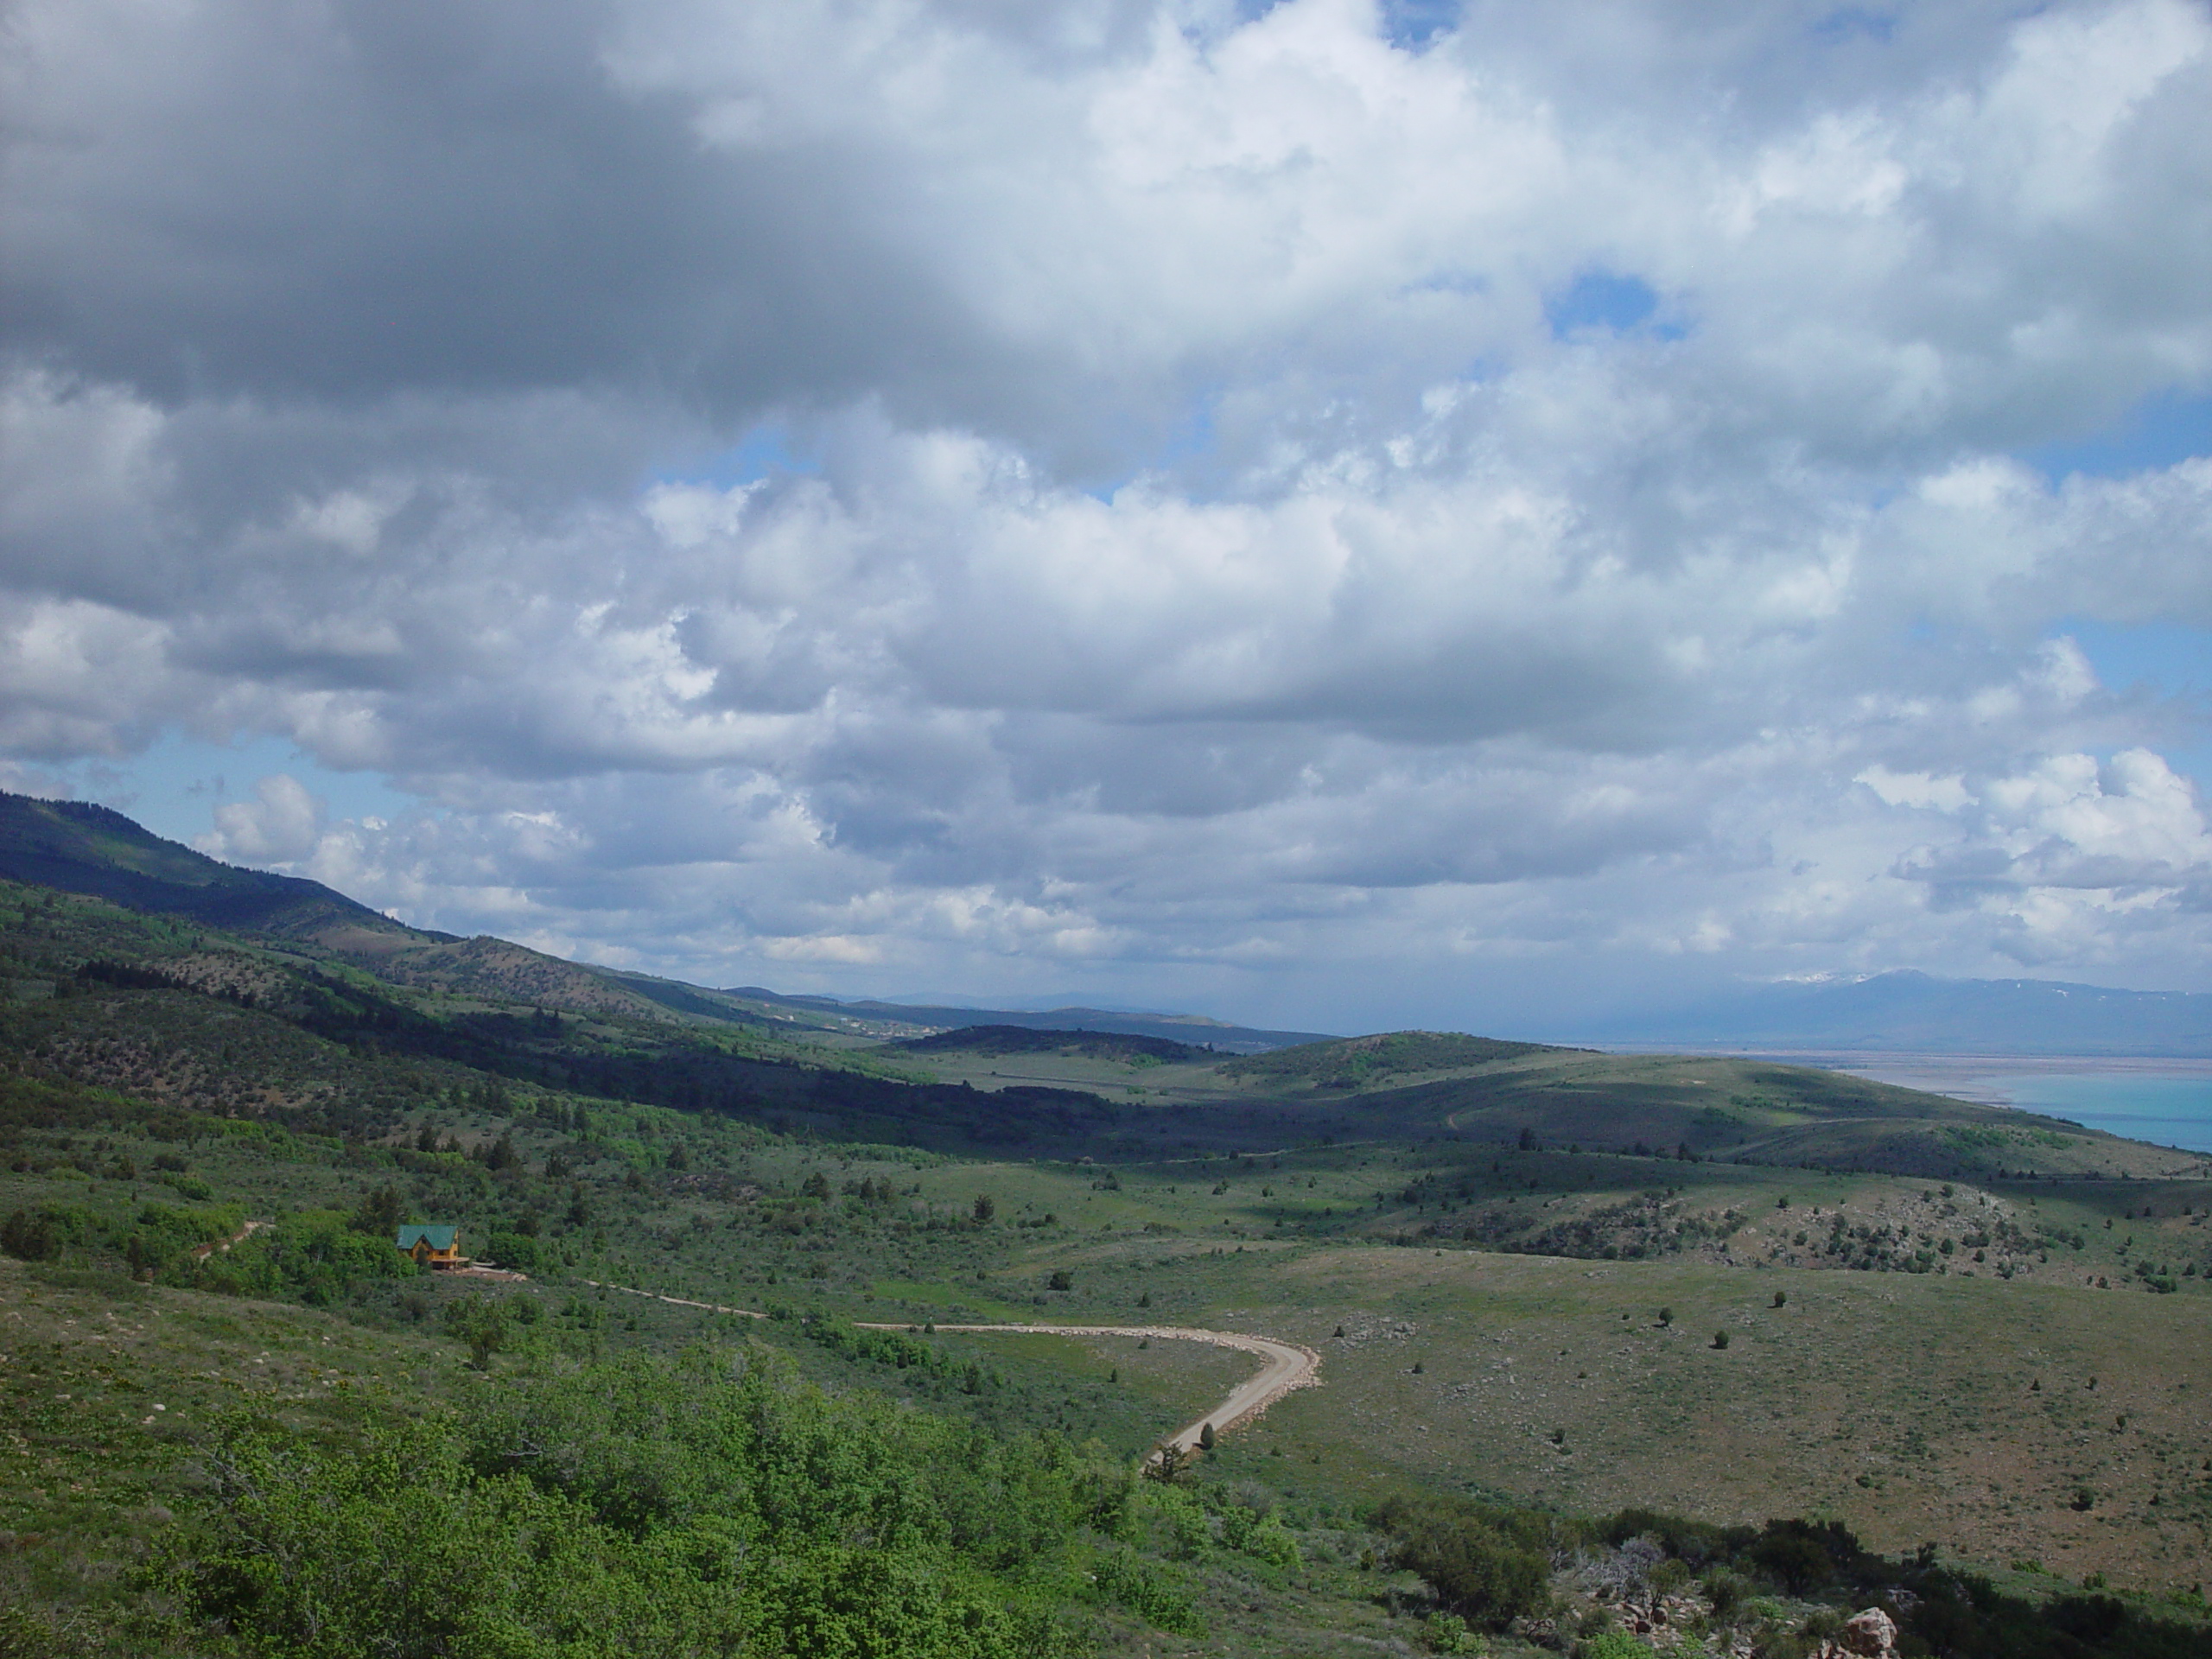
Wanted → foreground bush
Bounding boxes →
[1371,1495,1554,1627]
[157,1346,1115,1656]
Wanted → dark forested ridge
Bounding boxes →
[737,987,1332,1053]
[899,1025,1213,1063]
[0,790,429,941]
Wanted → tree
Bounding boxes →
[1048,1269,1072,1291]
[1,1209,60,1262]
[1772,1290,1787,1308]
[1375,1497,1550,1626]
[1198,1422,1216,1451]
[972,1194,995,1223]
[444,1297,508,1370]
[1144,1445,1193,1483]
[350,1182,404,1236]
[1712,1331,1731,1350]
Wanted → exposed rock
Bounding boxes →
[1812,1607,1899,1658]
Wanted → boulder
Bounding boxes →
[1811,1606,1898,1658]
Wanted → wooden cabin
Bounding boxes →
[396,1224,463,1268]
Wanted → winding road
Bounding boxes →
[890,1322,1322,1455]
[579,1281,1322,1456]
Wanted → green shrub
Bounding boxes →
[482,1228,541,1273]
[1425,1611,1487,1654]
[1374,1496,1551,1627]
[1220,1500,1301,1572]
[124,1200,243,1276]
[159,1351,1114,1658]
[1701,1567,1751,1617]
[0,1207,61,1262]
[1090,1546,1201,1636]
[174,1208,411,1304]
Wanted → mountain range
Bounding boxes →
[1574,970,2211,1058]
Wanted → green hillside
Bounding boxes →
[0,779,2184,1184]
[3,839,2210,1653]
[0,790,423,941]
[0,791,840,1032]
[1219,1030,1572,1090]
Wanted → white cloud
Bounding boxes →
[1855,767,1972,812]
[3,0,2210,1025]
[199,773,327,865]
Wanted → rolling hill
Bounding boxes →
[3,791,2199,1180]
[0,791,431,943]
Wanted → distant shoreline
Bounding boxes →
[1588,1044,2212,1086]
[1586,1045,2212,1154]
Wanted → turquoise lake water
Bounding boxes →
[1985,1074,2212,1154]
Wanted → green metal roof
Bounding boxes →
[396,1224,459,1250]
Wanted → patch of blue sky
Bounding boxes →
[1379,0,1462,49]
[48,729,416,849]
[2061,619,2212,699]
[2023,388,2212,485]
[2053,618,2212,790]
[1545,271,1685,341]
[1228,1,1458,50]
[1810,8,1898,46]
[646,423,820,493]
[1084,391,1223,504]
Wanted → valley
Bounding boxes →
[2,791,2209,1656]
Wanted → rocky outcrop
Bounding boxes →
[1814,1608,1899,1658]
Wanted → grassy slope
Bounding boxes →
[5,855,2212,1646]
[7,1055,2212,1649]
[887,1149,2212,1592]
[0,880,1149,1156]
[887,1036,2196,1182]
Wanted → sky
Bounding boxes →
[3,0,2209,1035]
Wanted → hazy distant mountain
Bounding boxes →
[1583,970,2211,1057]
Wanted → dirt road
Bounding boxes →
[580,1281,1323,1456]
[580,1280,764,1317]
[858,1320,1322,1455]
[188,1218,265,1262]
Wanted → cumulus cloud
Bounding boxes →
[2,0,2209,1027]
[200,774,328,866]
